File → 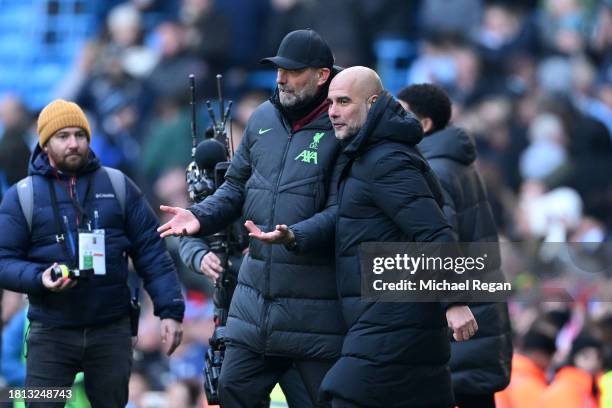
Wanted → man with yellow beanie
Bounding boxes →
[0,99,185,407]
[36,99,92,175]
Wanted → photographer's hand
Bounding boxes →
[200,252,223,281]
[158,206,201,238]
[244,220,295,246]
[160,318,183,356]
[446,304,478,341]
[41,263,77,292]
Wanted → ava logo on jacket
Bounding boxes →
[295,132,325,164]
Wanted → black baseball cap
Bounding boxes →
[260,29,334,70]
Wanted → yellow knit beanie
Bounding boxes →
[37,99,91,147]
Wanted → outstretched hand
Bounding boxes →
[244,220,295,246]
[157,205,201,238]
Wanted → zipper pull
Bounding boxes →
[94,210,100,230]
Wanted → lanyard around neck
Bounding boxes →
[47,174,94,267]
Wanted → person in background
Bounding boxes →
[540,330,603,408]
[495,320,558,408]
[398,83,513,408]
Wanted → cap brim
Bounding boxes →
[259,56,308,70]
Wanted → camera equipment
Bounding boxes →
[186,139,227,202]
[51,264,93,281]
[185,74,234,203]
[186,75,236,405]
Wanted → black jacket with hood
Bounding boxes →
[419,126,512,396]
[318,92,456,407]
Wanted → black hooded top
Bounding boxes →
[319,92,457,407]
[419,126,513,395]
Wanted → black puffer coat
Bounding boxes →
[190,97,345,360]
[419,127,512,396]
[318,92,456,407]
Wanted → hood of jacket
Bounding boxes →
[340,91,423,158]
[418,126,476,165]
[28,143,101,178]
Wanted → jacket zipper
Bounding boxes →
[261,129,294,350]
[335,158,353,255]
[260,114,330,351]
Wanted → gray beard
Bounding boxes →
[279,91,312,109]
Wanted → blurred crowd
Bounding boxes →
[0,0,611,406]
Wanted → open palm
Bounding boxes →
[157,205,201,238]
[244,220,294,245]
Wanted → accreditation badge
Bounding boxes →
[78,229,106,275]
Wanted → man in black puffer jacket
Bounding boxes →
[158,30,345,407]
[296,67,475,407]
[398,84,512,407]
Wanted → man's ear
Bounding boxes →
[421,117,434,134]
[367,94,378,109]
[317,68,331,86]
